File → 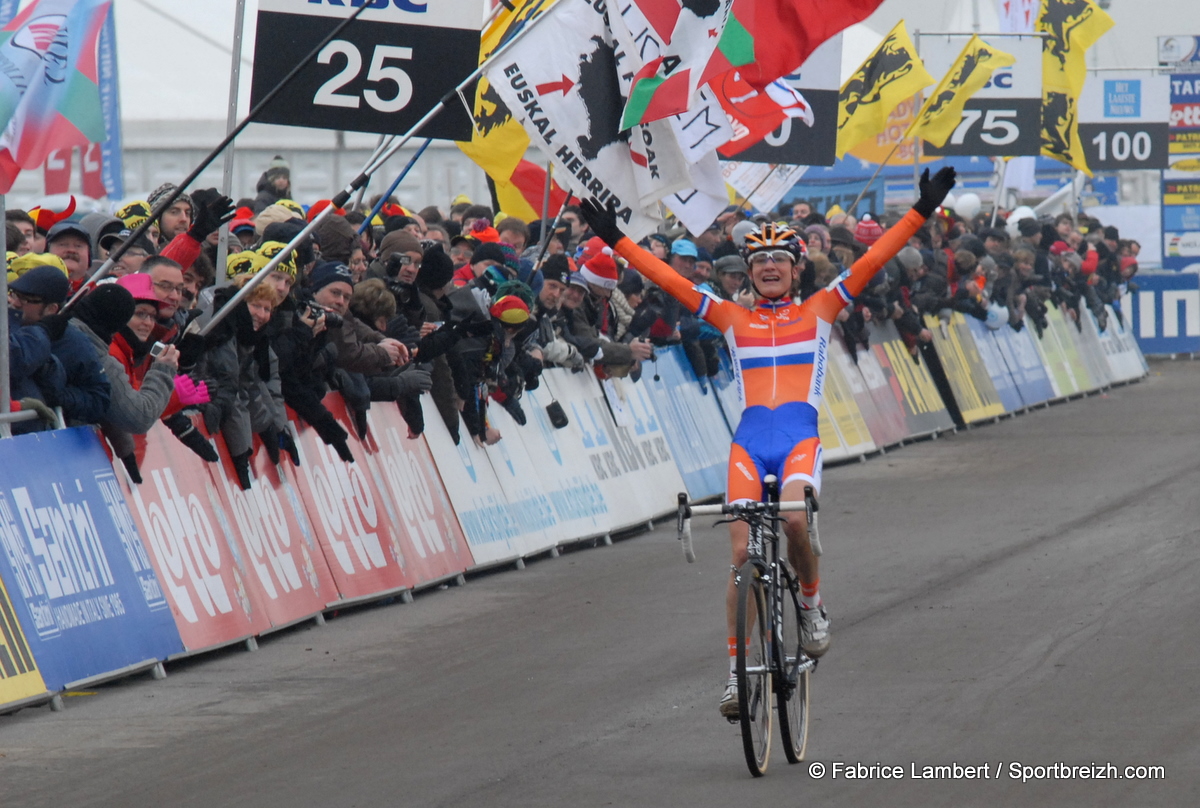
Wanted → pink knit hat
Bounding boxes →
[854,214,883,246]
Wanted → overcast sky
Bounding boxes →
[107,0,1193,122]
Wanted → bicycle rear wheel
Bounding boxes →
[735,562,772,777]
[776,576,810,763]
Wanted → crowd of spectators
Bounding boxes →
[4,154,1141,485]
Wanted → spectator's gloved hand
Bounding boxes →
[310,410,355,463]
[914,167,957,218]
[176,332,207,371]
[174,375,210,406]
[390,368,432,397]
[119,453,143,485]
[279,429,300,465]
[579,198,625,247]
[232,450,253,491]
[501,396,527,426]
[164,412,220,462]
[188,189,236,242]
[351,407,368,441]
[17,397,58,426]
[34,313,70,342]
[201,402,223,436]
[259,427,281,465]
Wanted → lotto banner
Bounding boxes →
[0,429,183,690]
[119,420,272,653]
[287,396,413,602]
[0,574,48,708]
[924,313,1007,423]
[818,350,876,459]
[961,317,1026,413]
[358,404,475,584]
[828,330,909,448]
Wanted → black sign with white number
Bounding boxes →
[249,8,479,140]
[923,98,1041,156]
[732,89,838,166]
[1078,122,1170,170]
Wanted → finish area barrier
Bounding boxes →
[0,301,1147,712]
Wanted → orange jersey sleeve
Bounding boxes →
[614,236,739,332]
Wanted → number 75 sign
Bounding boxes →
[249,0,484,140]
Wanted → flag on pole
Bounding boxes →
[621,0,882,131]
[835,20,934,159]
[713,72,814,157]
[910,35,1016,148]
[495,159,570,223]
[0,0,112,193]
[997,0,1039,33]
[1036,0,1114,174]
[457,0,549,218]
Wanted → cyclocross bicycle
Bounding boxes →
[676,475,822,777]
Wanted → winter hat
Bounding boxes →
[580,245,619,289]
[73,284,135,344]
[695,247,713,264]
[617,271,644,297]
[854,214,883,246]
[276,199,304,217]
[46,220,91,249]
[1049,241,1073,256]
[541,254,574,285]
[28,197,77,233]
[9,252,68,283]
[489,295,530,325]
[148,183,193,219]
[380,229,422,262]
[116,273,164,307]
[497,242,521,276]
[261,220,315,268]
[115,200,152,231]
[311,214,357,263]
[417,243,455,291]
[1120,255,1138,274]
[467,217,501,243]
[897,246,923,271]
[730,220,758,248]
[267,155,290,176]
[256,241,298,280]
[309,261,354,293]
[715,255,748,274]
[10,264,70,303]
[306,199,345,223]
[576,236,609,266]
[494,279,535,308]
[1061,251,1083,270]
[670,239,699,258]
[227,249,269,281]
[1103,225,1120,241]
[255,203,301,236]
[471,242,507,267]
[567,271,588,289]
[1016,217,1040,237]
[100,228,155,255]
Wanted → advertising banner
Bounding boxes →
[828,331,909,448]
[819,355,876,459]
[1163,75,1200,271]
[1045,307,1099,390]
[120,421,271,652]
[479,402,563,554]
[1121,272,1200,354]
[0,575,48,708]
[962,317,1025,412]
[640,346,730,500]
[288,396,411,603]
[210,433,340,629]
[989,323,1056,407]
[358,406,475,586]
[0,429,183,690]
[924,313,1007,423]
[866,322,955,437]
[1095,305,1149,380]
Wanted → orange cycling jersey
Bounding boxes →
[615,209,927,501]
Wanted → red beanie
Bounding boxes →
[854,214,883,246]
[580,246,619,290]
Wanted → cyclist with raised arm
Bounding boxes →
[580,167,957,719]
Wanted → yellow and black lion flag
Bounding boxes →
[456,0,555,220]
[1037,0,1115,173]
[911,35,1016,148]
[836,21,935,159]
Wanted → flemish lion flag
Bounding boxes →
[835,21,934,159]
[0,0,112,193]
[911,35,1016,148]
[1037,0,1114,174]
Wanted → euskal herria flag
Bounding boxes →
[0,0,111,193]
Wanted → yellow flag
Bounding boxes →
[836,21,935,159]
[911,35,1016,148]
[1037,0,1115,174]
[456,0,555,217]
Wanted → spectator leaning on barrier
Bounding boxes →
[350,278,432,438]
[13,264,111,426]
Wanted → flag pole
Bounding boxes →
[990,156,1009,226]
[216,0,248,288]
[538,161,553,250]
[533,192,575,271]
[737,167,780,213]
[64,0,376,310]
[355,138,433,236]
[200,0,559,338]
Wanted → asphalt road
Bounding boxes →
[3,362,1199,807]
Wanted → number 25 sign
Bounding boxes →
[250,0,484,140]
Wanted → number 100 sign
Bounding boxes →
[249,0,484,140]
[1077,73,1170,170]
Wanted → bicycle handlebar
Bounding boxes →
[675,479,821,563]
[686,501,808,517]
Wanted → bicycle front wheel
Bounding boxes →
[735,562,772,777]
[776,576,810,764]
